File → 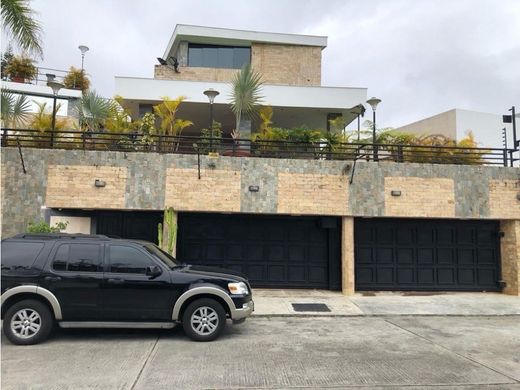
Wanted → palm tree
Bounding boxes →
[229,64,263,139]
[1,89,31,129]
[1,0,43,58]
[76,90,114,131]
[153,96,193,151]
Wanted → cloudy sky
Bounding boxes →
[5,0,520,133]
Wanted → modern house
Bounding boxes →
[114,25,368,135]
[395,108,517,150]
[2,25,519,297]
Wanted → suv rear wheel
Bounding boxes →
[182,298,226,341]
[3,299,54,345]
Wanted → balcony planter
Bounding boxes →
[222,148,251,157]
[5,55,37,84]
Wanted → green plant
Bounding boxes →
[105,96,134,133]
[197,120,222,153]
[229,64,263,138]
[1,89,30,128]
[76,90,114,131]
[63,66,90,91]
[1,0,43,58]
[4,54,37,80]
[28,101,66,131]
[27,220,68,233]
[153,96,193,136]
[1,47,14,79]
[157,208,177,255]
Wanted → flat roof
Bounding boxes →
[163,24,328,60]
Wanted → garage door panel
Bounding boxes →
[397,248,414,264]
[417,248,434,264]
[397,268,414,284]
[178,214,340,289]
[268,265,285,281]
[376,248,393,264]
[355,219,500,291]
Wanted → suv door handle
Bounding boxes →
[44,276,62,282]
[107,278,125,285]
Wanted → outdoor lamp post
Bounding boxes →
[78,45,89,91]
[47,81,64,147]
[367,97,382,161]
[203,88,219,150]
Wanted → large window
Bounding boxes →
[188,44,250,69]
[1,241,44,271]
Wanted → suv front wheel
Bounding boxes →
[182,298,226,341]
[3,299,54,345]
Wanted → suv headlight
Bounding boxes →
[228,282,248,295]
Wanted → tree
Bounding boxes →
[28,101,67,131]
[229,64,263,139]
[1,89,31,128]
[1,0,43,58]
[76,90,114,131]
[153,96,193,136]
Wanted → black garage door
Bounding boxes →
[177,213,341,289]
[355,219,501,291]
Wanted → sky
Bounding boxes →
[3,0,520,138]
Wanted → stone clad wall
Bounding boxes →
[154,43,322,86]
[2,148,519,236]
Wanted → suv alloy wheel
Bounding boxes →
[182,298,226,341]
[3,300,54,345]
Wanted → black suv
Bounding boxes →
[1,233,254,345]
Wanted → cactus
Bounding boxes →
[158,208,177,256]
[157,222,163,248]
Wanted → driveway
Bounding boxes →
[2,316,520,389]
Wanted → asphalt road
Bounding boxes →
[2,316,520,389]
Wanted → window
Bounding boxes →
[109,245,153,274]
[188,44,250,69]
[1,241,44,271]
[52,244,101,272]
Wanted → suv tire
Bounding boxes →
[182,298,226,342]
[3,299,54,345]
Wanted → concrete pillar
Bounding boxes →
[341,217,355,295]
[500,220,520,296]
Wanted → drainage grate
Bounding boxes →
[292,303,331,312]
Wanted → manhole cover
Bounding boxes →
[292,303,331,312]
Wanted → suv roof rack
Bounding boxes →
[12,233,111,240]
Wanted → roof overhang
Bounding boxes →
[114,76,367,126]
[163,24,328,60]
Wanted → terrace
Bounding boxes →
[1,128,517,168]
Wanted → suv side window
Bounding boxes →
[108,245,153,274]
[52,243,102,272]
[1,241,44,270]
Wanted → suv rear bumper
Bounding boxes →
[231,300,254,320]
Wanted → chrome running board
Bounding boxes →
[58,321,176,329]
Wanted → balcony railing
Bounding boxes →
[1,128,517,167]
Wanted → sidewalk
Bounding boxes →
[251,289,520,316]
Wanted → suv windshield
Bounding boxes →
[143,244,180,269]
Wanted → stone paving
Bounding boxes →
[251,289,520,316]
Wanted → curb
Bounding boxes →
[251,313,520,318]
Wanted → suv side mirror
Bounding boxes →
[146,265,162,278]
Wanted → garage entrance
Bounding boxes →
[95,211,163,244]
[355,218,501,291]
[177,213,341,290]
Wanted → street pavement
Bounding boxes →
[2,316,520,389]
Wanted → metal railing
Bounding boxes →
[1,128,517,167]
[4,67,89,89]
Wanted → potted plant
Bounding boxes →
[63,66,90,91]
[4,55,37,83]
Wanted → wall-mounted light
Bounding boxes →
[249,185,260,192]
[391,190,401,197]
[516,193,520,201]
[94,179,106,188]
